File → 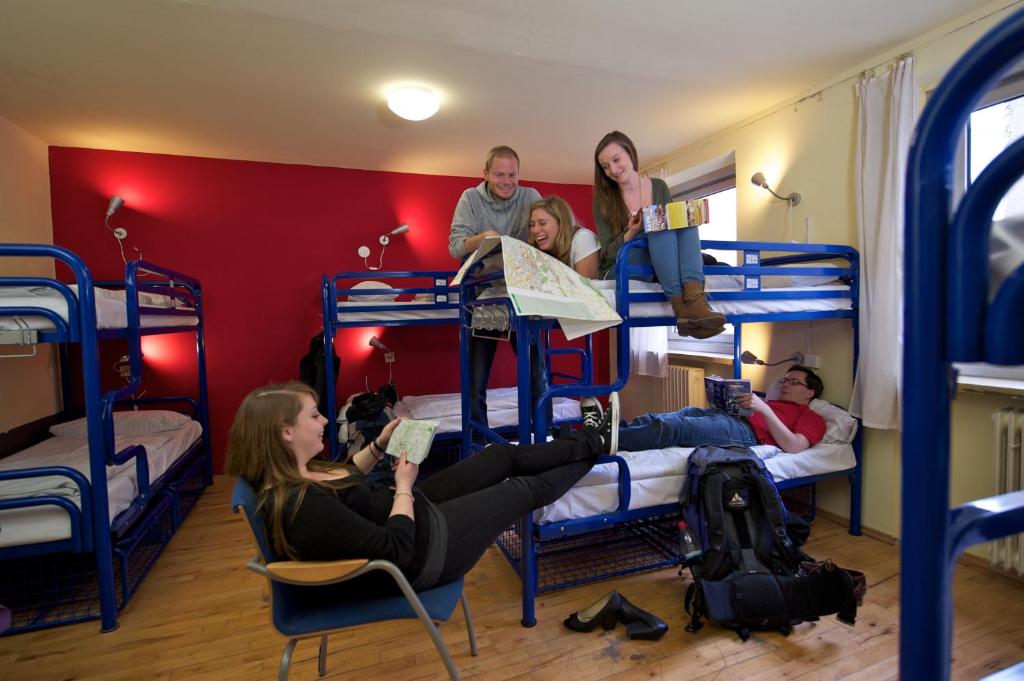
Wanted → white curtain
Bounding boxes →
[849,56,916,429]
[630,326,668,377]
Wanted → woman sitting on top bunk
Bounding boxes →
[226,382,616,590]
[593,130,726,339]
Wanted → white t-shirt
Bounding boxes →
[570,228,600,267]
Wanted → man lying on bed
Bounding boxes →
[613,365,825,454]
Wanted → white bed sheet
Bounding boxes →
[590,280,852,317]
[0,285,199,332]
[0,420,202,548]
[337,300,459,323]
[533,441,855,525]
[393,396,581,434]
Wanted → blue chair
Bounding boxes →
[231,479,478,681]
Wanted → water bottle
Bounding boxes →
[678,521,703,564]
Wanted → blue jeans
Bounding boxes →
[617,407,757,451]
[468,332,550,438]
[612,229,704,295]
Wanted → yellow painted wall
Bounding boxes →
[627,0,1024,538]
[0,113,59,434]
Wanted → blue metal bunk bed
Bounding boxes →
[459,237,861,626]
[0,244,211,634]
[322,270,586,464]
[902,6,1024,680]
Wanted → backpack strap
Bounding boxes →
[683,582,704,633]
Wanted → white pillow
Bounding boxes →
[809,399,859,444]
[347,280,398,302]
[50,410,191,438]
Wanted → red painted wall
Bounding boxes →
[48,148,609,471]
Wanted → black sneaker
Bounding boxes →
[580,397,604,431]
[599,392,619,455]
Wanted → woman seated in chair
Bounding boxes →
[227,382,614,590]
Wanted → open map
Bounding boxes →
[452,236,622,340]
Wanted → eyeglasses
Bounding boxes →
[777,378,809,388]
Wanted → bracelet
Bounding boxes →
[368,439,385,460]
[393,491,414,500]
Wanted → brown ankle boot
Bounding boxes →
[670,282,725,335]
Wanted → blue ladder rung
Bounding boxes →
[982,660,1024,681]
[948,490,1024,560]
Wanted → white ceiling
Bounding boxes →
[0,0,1000,183]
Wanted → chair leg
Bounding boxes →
[460,593,479,657]
[408,600,461,680]
[279,639,298,681]
[318,634,328,677]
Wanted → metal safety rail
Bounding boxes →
[902,6,1024,679]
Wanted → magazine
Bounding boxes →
[703,375,752,416]
[384,419,440,465]
[641,198,710,233]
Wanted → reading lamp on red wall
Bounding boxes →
[105,195,142,264]
[357,223,410,271]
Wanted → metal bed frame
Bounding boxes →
[902,6,1024,679]
[321,270,586,463]
[459,237,861,626]
[0,244,211,634]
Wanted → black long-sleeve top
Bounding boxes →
[278,475,430,579]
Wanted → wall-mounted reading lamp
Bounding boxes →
[358,223,410,271]
[105,195,142,264]
[750,172,801,206]
[740,350,805,367]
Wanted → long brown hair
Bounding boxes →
[226,381,353,559]
[527,196,579,265]
[593,130,639,237]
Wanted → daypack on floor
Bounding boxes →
[679,445,866,641]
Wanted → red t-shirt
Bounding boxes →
[748,400,826,448]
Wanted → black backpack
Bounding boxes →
[679,445,865,641]
[298,332,338,414]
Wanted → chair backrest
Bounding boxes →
[231,477,276,563]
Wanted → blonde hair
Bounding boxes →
[226,381,352,559]
[527,196,579,266]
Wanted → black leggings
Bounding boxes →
[417,429,601,585]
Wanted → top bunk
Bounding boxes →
[0,243,202,347]
[322,270,459,328]
[606,238,858,327]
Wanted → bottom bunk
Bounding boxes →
[0,411,210,634]
[497,401,861,609]
[339,386,583,471]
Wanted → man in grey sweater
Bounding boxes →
[450,146,547,441]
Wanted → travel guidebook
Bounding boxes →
[641,198,711,233]
[704,375,752,416]
[385,419,440,465]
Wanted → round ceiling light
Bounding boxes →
[386,86,440,121]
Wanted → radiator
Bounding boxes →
[991,408,1024,576]
[663,365,706,411]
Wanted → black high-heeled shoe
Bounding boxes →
[563,590,622,632]
[617,595,669,640]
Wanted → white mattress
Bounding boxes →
[0,285,199,332]
[336,300,459,323]
[533,441,855,525]
[0,420,202,548]
[590,280,852,317]
[393,393,581,434]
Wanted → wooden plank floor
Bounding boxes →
[1,476,1022,680]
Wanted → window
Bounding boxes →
[953,72,1024,383]
[664,153,737,357]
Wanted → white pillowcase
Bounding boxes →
[49,410,192,438]
[348,280,398,302]
[808,399,859,444]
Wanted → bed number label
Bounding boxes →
[436,294,447,302]
[745,277,760,290]
[744,251,760,265]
